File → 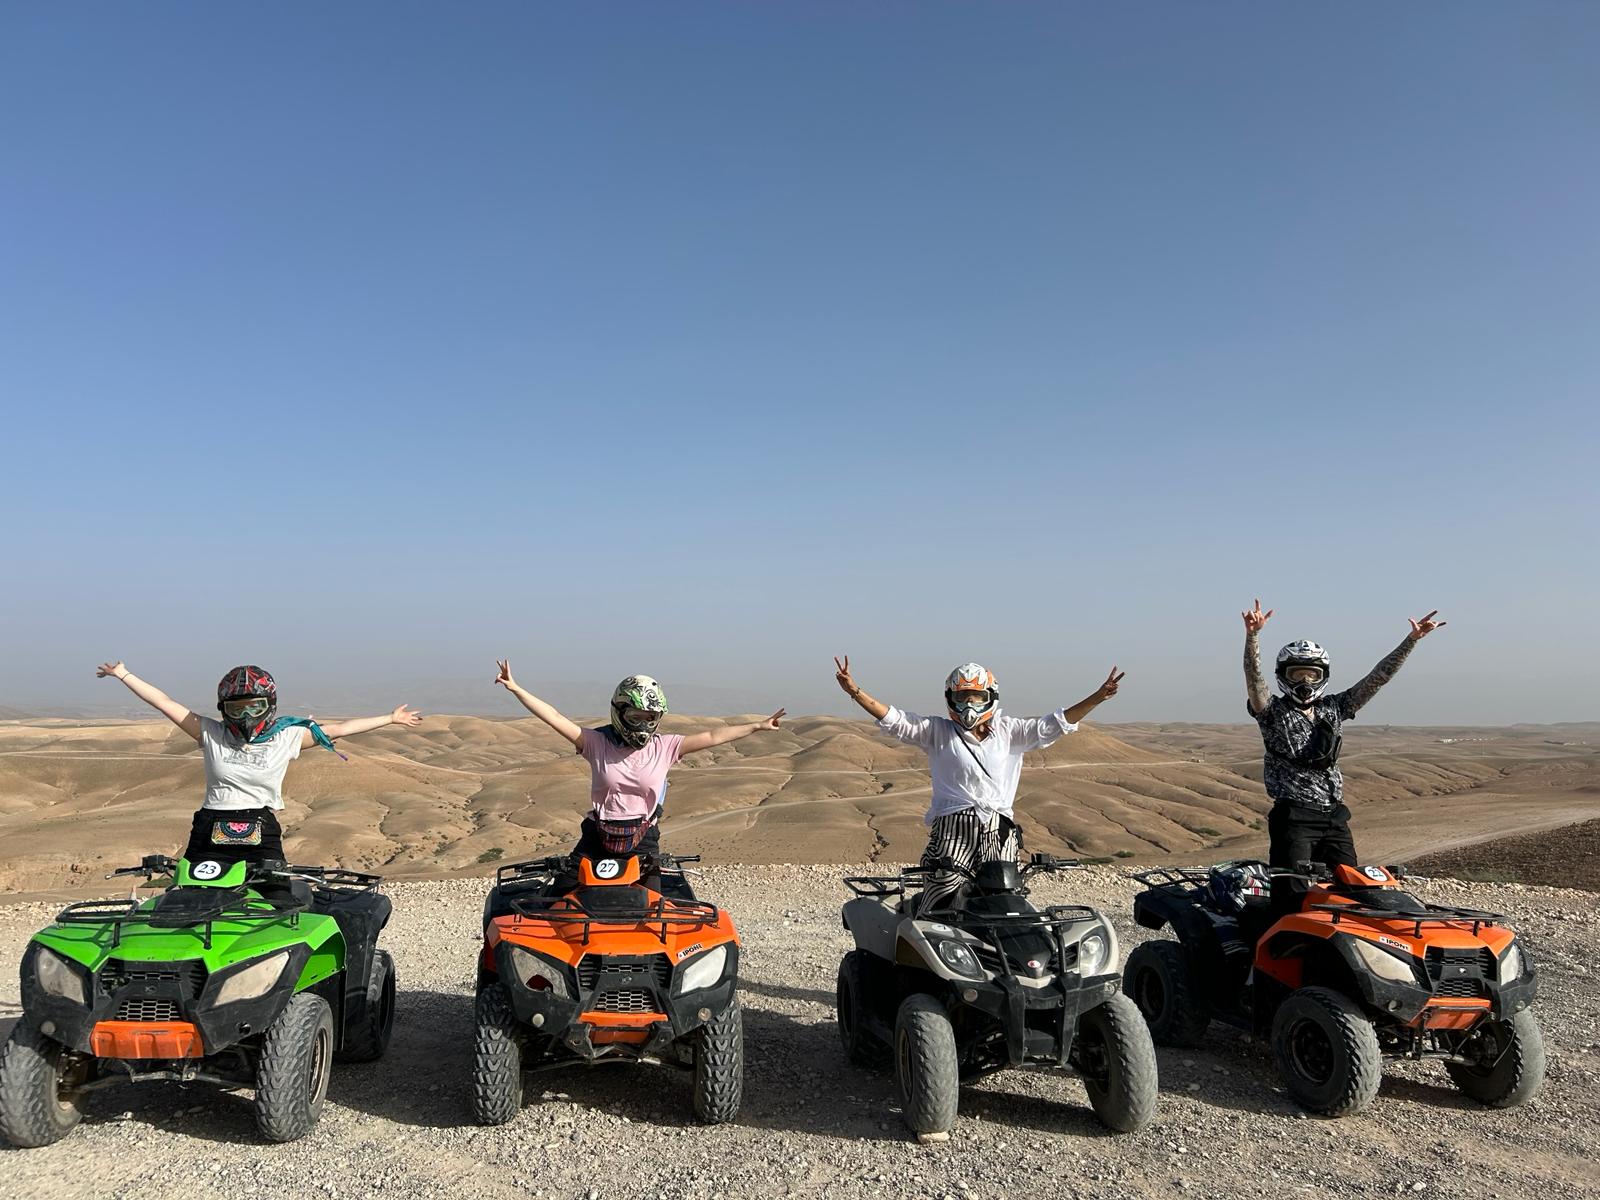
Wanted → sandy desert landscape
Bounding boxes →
[0,714,1596,895]
[1,719,1596,1199]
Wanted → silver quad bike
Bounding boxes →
[836,855,1157,1137]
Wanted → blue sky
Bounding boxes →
[2,3,1596,723]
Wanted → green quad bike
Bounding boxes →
[0,853,396,1148]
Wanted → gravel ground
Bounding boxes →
[1,865,1596,1200]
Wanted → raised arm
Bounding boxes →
[1241,599,1274,714]
[494,659,584,748]
[679,710,786,755]
[97,662,202,743]
[1063,666,1126,725]
[315,705,423,744]
[1339,610,1445,715]
[834,655,890,720]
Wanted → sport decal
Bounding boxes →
[594,858,622,880]
[191,860,224,880]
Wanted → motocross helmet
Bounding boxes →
[1276,641,1330,706]
[610,675,668,749]
[944,663,999,732]
[218,665,277,741]
[1206,860,1272,913]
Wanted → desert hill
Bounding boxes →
[0,715,1596,894]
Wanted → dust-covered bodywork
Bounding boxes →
[472,851,744,1125]
[1,854,396,1147]
[1126,860,1544,1116]
[836,856,1157,1136]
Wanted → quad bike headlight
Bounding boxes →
[35,947,87,1005]
[678,944,729,993]
[1348,937,1419,984]
[509,947,573,999]
[1078,932,1109,977]
[933,938,983,978]
[1498,943,1524,984]
[214,950,291,1006]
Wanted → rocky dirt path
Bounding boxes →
[1,866,1596,1200]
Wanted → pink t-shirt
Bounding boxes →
[578,727,685,822]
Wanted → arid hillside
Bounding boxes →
[0,716,1596,894]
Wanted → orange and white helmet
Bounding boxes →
[944,663,999,731]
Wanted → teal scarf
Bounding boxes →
[252,716,348,761]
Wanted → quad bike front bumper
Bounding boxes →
[494,941,738,1062]
[19,941,312,1059]
[954,968,1123,1068]
[1328,934,1539,1029]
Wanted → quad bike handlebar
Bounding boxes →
[105,854,179,880]
[1025,853,1084,874]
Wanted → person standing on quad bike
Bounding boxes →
[96,661,423,863]
[493,661,784,867]
[834,655,1124,911]
[1241,600,1446,868]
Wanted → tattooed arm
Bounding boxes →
[1339,637,1416,715]
[1241,601,1274,714]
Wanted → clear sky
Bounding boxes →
[2,3,1596,724]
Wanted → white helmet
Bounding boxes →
[944,663,999,731]
[1276,641,1331,705]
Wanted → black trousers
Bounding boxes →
[182,808,285,867]
[1268,803,1357,870]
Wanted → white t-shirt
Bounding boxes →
[199,717,303,811]
[875,706,1076,825]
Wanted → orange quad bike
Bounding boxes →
[1125,861,1543,1116]
[471,851,742,1125]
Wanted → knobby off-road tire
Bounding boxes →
[836,951,891,1069]
[1271,986,1382,1117]
[692,995,744,1124]
[254,993,336,1142]
[1446,1008,1546,1108]
[0,1019,87,1148]
[894,993,959,1136]
[1074,991,1160,1133]
[472,983,523,1126]
[1124,940,1211,1049]
[337,950,397,1063]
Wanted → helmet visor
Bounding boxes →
[951,690,992,708]
[619,707,662,729]
[222,698,272,720]
[1283,666,1327,686]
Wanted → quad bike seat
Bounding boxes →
[972,861,1024,893]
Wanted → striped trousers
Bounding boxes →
[918,808,1023,913]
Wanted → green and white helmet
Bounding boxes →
[610,675,669,748]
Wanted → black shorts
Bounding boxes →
[182,808,285,868]
[1268,803,1356,870]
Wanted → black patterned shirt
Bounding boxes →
[1245,632,1415,812]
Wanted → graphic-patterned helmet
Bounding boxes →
[944,663,999,732]
[1276,640,1331,705]
[217,665,278,741]
[610,675,669,749]
[1206,861,1272,913]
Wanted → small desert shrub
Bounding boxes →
[1195,826,1222,837]
[477,847,504,864]
[1114,850,1136,859]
